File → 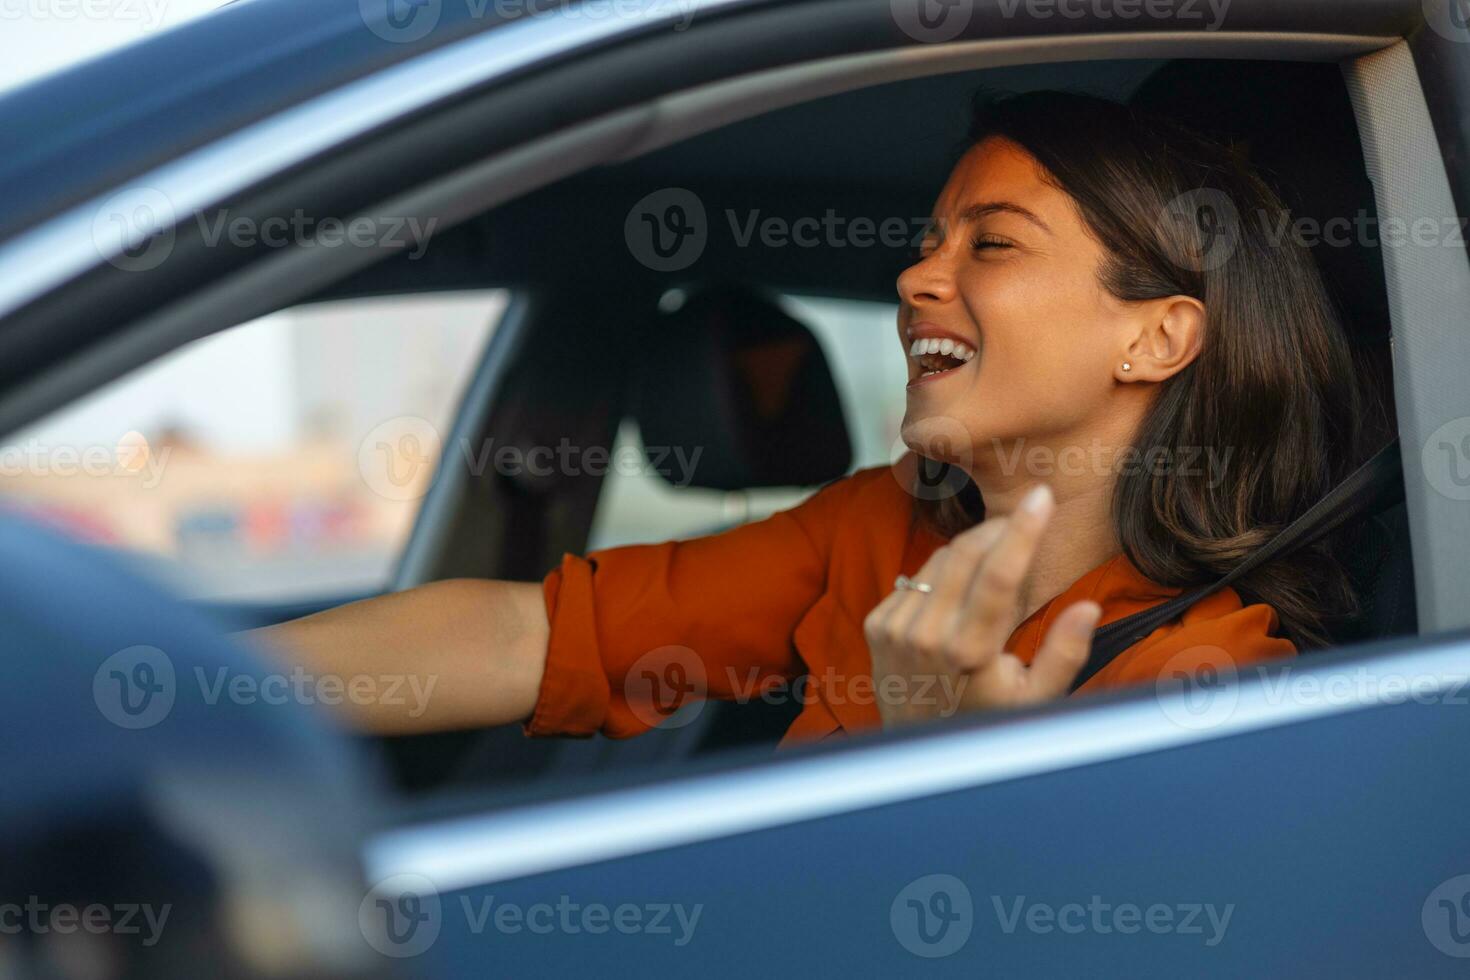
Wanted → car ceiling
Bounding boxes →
[625,59,1166,188]
[316,58,1168,308]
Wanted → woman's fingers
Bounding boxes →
[863,547,958,659]
[863,582,914,646]
[945,515,1010,573]
[950,485,1055,669]
[906,519,1007,639]
[1025,600,1102,699]
[863,521,1009,725]
[867,550,948,646]
[864,484,1100,723]
[877,518,1007,650]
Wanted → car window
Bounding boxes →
[0,290,506,602]
[587,294,905,549]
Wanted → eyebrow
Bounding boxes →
[956,201,1052,234]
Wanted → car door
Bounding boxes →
[365,632,1470,976]
[3,0,1469,977]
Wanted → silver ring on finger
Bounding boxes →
[894,574,934,594]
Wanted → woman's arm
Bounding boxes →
[237,578,548,735]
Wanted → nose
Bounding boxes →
[896,244,956,309]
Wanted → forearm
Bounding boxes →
[236,578,549,735]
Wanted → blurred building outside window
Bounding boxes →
[0,291,506,602]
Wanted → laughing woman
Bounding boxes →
[244,91,1361,742]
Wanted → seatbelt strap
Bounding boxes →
[1069,439,1404,691]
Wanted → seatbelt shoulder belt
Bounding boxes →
[1069,440,1404,691]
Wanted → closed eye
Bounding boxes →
[970,234,1012,251]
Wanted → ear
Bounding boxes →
[1115,296,1206,384]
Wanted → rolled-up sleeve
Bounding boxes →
[525,553,613,737]
[525,478,857,739]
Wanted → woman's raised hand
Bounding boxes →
[862,485,1103,727]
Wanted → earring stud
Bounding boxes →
[1121,362,1132,372]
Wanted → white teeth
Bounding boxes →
[908,335,978,363]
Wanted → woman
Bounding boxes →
[248,90,1361,742]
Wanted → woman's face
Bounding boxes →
[896,136,1138,473]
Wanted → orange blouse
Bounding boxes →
[526,463,1295,745]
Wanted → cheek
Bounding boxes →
[962,268,1116,431]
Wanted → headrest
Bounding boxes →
[629,283,852,490]
[1130,61,1391,347]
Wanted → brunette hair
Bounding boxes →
[917,90,1365,648]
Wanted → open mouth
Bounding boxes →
[908,336,976,383]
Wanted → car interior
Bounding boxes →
[3,51,1420,801]
[249,55,1412,796]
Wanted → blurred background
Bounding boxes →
[1,294,503,600]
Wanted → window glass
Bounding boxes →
[0,291,506,602]
[588,295,905,550]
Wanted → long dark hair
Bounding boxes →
[917,90,1364,648]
